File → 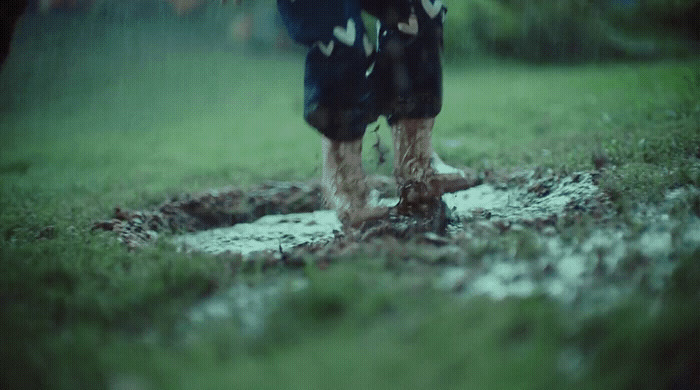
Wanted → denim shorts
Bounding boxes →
[277,0,446,141]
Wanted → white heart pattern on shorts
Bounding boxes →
[365,61,375,78]
[397,14,418,35]
[316,40,335,56]
[363,34,373,57]
[421,0,443,19]
[333,19,356,47]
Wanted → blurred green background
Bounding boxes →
[10,0,700,62]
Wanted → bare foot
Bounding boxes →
[321,136,390,229]
[340,205,390,229]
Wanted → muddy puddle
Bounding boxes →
[94,169,700,332]
[94,174,700,331]
[181,185,699,335]
[93,168,601,256]
[173,170,600,256]
[94,169,700,305]
[176,210,341,256]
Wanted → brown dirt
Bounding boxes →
[92,168,609,263]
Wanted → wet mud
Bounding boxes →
[93,168,600,252]
[93,167,608,263]
[93,169,606,256]
[94,169,700,326]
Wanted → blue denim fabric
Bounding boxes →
[277,0,446,141]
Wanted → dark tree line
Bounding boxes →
[1,0,27,68]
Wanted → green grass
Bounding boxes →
[1,21,699,389]
[104,288,566,390]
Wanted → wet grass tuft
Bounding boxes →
[575,249,700,390]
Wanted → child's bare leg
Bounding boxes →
[391,117,439,214]
[321,136,388,227]
[391,117,477,214]
[370,0,465,214]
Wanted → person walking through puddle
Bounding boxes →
[237,0,469,228]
